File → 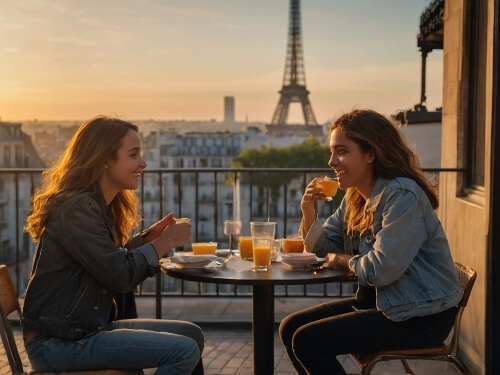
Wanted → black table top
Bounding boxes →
[161,255,355,286]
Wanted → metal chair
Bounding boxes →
[0,265,143,375]
[351,262,477,375]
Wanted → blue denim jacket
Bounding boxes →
[304,177,463,321]
[21,184,159,339]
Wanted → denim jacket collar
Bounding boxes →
[365,177,390,213]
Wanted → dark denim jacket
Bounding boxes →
[21,185,159,339]
[305,177,463,321]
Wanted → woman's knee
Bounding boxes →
[175,336,201,371]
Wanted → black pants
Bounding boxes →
[278,297,457,375]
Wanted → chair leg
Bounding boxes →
[361,357,382,375]
[362,356,417,375]
[446,355,469,374]
[400,359,416,375]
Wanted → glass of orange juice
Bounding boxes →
[191,242,217,255]
[250,222,276,271]
[317,176,339,201]
[238,236,254,260]
[282,238,304,253]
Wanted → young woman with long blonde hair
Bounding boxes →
[22,116,204,374]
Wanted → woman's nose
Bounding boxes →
[328,155,337,168]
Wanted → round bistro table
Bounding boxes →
[162,256,354,375]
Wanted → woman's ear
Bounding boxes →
[368,151,375,164]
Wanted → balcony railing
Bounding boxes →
[0,167,465,319]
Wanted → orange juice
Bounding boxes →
[253,246,271,266]
[318,177,338,200]
[282,238,304,253]
[192,242,217,255]
[238,236,253,259]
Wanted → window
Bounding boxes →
[467,0,487,188]
[15,145,23,166]
[4,146,11,167]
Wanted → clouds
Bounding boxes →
[1,0,440,123]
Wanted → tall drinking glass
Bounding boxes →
[250,221,276,271]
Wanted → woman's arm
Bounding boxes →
[350,188,429,287]
[300,177,324,235]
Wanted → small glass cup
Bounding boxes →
[317,176,339,201]
[191,242,217,255]
[250,222,276,271]
[271,239,282,262]
[282,238,304,253]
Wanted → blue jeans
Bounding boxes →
[25,319,204,374]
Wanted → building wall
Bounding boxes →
[439,1,490,373]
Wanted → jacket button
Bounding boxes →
[94,305,99,310]
[97,325,103,331]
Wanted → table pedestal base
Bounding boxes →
[252,284,275,375]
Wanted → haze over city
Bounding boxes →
[1,0,442,124]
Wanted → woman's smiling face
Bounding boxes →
[99,129,147,204]
[328,127,375,199]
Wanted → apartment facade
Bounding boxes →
[437,1,499,373]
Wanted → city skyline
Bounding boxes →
[1,0,442,124]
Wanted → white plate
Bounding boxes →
[281,255,317,264]
[215,249,231,256]
[282,253,317,259]
[282,259,326,270]
[169,254,221,269]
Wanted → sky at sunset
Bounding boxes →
[1,0,442,124]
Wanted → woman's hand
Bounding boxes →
[301,177,325,235]
[142,213,176,243]
[301,178,326,208]
[325,253,353,270]
[151,218,191,258]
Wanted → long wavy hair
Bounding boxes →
[330,109,438,236]
[25,116,140,246]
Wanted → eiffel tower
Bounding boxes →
[270,0,318,126]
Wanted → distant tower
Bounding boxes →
[270,0,317,126]
[224,96,235,123]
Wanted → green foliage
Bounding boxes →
[230,136,332,204]
[232,135,330,169]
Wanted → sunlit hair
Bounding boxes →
[329,109,438,237]
[25,116,140,246]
